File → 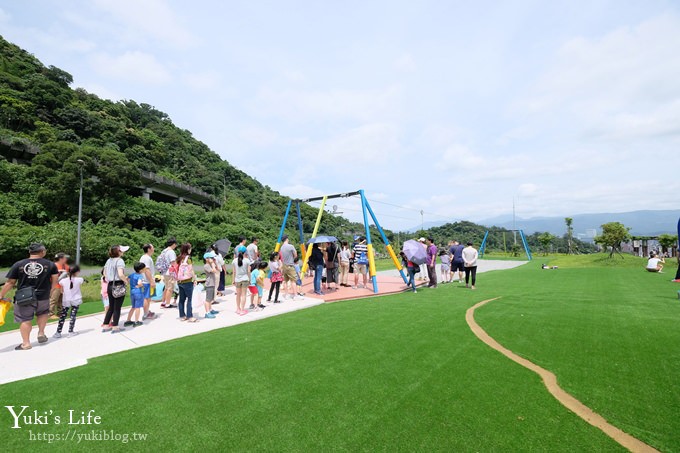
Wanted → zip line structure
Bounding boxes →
[274,190,408,294]
[479,229,533,260]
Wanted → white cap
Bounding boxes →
[418,237,426,242]
[119,245,130,252]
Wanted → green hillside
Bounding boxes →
[0,36,373,265]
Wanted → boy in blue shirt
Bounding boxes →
[125,263,146,327]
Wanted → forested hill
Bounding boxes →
[0,35,365,265]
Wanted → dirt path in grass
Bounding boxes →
[466,298,659,453]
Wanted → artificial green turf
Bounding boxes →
[1,254,674,451]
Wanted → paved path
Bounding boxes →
[376,259,528,279]
[0,260,526,384]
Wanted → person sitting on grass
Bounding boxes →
[54,265,83,338]
[125,262,146,327]
[645,252,665,273]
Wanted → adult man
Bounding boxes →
[49,252,69,319]
[0,243,58,350]
[157,237,178,308]
[235,237,248,256]
[139,244,157,320]
[449,240,465,283]
[279,235,298,299]
[352,236,369,289]
[247,237,260,270]
[462,241,479,290]
[426,237,438,288]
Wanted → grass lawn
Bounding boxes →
[0,253,677,451]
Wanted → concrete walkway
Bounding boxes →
[0,259,526,384]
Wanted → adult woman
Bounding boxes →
[232,251,252,315]
[102,245,130,333]
[309,243,325,295]
[339,241,352,287]
[175,243,197,322]
[325,241,339,291]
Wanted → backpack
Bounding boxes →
[357,250,369,265]
[156,249,171,274]
[176,258,194,281]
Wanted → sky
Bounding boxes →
[1,0,679,230]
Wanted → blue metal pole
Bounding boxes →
[296,201,304,244]
[365,200,408,284]
[359,190,378,293]
[275,200,292,252]
[519,230,532,260]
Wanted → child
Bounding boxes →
[267,252,283,303]
[100,269,110,330]
[439,250,451,284]
[55,265,84,338]
[249,262,268,310]
[203,252,220,319]
[125,263,146,327]
[294,256,305,296]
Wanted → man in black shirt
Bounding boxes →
[0,243,58,350]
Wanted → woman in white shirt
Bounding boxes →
[462,242,479,290]
[646,252,665,273]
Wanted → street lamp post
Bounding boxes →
[75,159,84,266]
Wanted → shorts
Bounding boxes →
[326,267,338,283]
[282,264,297,282]
[353,263,368,274]
[205,286,215,302]
[248,285,263,297]
[452,261,465,272]
[130,292,144,309]
[163,275,176,287]
[235,281,249,289]
[441,264,450,272]
[142,283,151,299]
[14,299,50,323]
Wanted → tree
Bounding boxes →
[537,232,556,255]
[595,222,631,258]
[658,234,678,256]
[565,217,574,254]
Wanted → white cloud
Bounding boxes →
[91,51,172,85]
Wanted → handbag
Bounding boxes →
[111,281,126,298]
[14,286,37,306]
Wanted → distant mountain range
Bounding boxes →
[409,210,680,237]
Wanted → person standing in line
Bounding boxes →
[102,245,130,333]
[293,256,305,296]
[54,265,84,338]
[339,241,352,287]
[100,269,109,315]
[203,251,220,319]
[417,238,428,282]
[248,262,267,310]
[235,237,248,256]
[49,252,70,319]
[174,243,197,322]
[246,237,260,269]
[352,236,369,289]
[462,241,479,290]
[426,238,438,288]
[210,244,227,298]
[325,241,339,291]
[138,244,157,320]
[0,243,58,350]
[232,251,252,315]
[279,235,298,300]
[156,238,178,309]
[125,262,146,327]
[439,250,451,284]
[267,252,283,303]
[309,243,325,295]
[450,240,465,283]
[400,251,418,293]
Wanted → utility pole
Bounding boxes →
[512,198,517,245]
[75,159,85,266]
[420,210,424,233]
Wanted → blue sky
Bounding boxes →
[1,0,679,230]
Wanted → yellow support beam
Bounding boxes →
[301,196,327,274]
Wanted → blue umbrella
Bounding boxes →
[307,235,338,244]
[402,239,428,265]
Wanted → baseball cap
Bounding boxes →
[28,243,46,254]
[203,251,217,259]
[54,252,70,260]
[119,245,130,252]
[418,237,426,242]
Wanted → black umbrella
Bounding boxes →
[213,239,232,257]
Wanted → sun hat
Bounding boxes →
[119,245,130,252]
[203,251,217,259]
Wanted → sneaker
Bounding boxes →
[53,332,62,338]
[68,332,79,338]
[210,310,219,315]
[134,321,143,327]
[143,311,156,320]
[111,328,126,334]
[101,327,112,333]
[273,300,281,304]
[258,304,266,309]
[413,290,418,294]
[298,292,305,296]
[179,316,188,322]
[124,321,135,327]
[249,304,255,310]
[205,313,216,319]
